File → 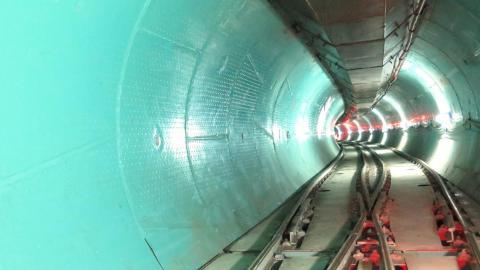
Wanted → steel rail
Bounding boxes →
[248,148,344,270]
[358,146,372,210]
[362,144,388,211]
[363,144,395,270]
[326,145,367,270]
[327,143,394,270]
[389,147,480,267]
[326,193,367,270]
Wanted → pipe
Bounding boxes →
[372,0,427,108]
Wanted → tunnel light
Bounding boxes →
[373,109,389,144]
[362,116,374,142]
[404,59,463,129]
[428,134,455,170]
[353,120,362,141]
[295,118,311,141]
[383,95,408,130]
[368,132,374,142]
[381,132,390,144]
[434,113,451,129]
[381,96,411,148]
[372,109,388,132]
[380,129,389,145]
[398,132,409,151]
[362,116,374,133]
[410,63,450,113]
[434,112,463,130]
[345,123,352,141]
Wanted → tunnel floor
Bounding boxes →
[373,147,458,269]
[299,147,358,251]
[203,143,480,270]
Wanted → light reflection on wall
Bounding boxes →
[345,123,352,141]
[381,96,410,148]
[362,116,374,142]
[317,97,334,137]
[295,117,311,141]
[373,109,389,144]
[402,59,462,130]
[398,131,409,151]
[428,134,455,170]
[383,95,408,130]
[353,120,362,141]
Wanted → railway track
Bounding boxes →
[203,143,480,270]
[248,143,389,270]
[381,145,480,270]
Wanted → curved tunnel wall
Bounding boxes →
[5,0,480,269]
[343,0,480,212]
[0,1,344,269]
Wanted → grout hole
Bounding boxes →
[153,127,163,150]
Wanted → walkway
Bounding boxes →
[300,146,358,251]
[279,146,360,270]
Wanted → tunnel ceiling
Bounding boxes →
[341,0,480,132]
[271,0,422,116]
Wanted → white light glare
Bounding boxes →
[363,116,374,142]
[372,109,388,132]
[373,109,389,144]
[295,118,311,141]
[345,124,352,141]
[317,97,334,137]
[434,112,463,130]
[383,95,408,130]
[353,120,362,141]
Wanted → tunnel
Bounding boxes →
[2,0,480,269]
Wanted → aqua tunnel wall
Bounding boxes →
[341,0,480,219]
[0,1,344,269]
[5,0,480,269]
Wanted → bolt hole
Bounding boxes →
[153,127,163,150]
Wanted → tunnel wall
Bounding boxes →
[0,1,343,269]
[370,126,480,203]
[379,0,480,204]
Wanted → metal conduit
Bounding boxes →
[372,0,427,108]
